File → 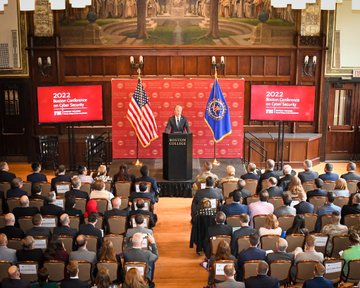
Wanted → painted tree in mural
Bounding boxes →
[137,0,147,38]
[207,0,219,38]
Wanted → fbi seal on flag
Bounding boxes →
[206,99,227,120]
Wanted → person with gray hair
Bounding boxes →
[266,238,294,263]
[220,165,239,184]
[0,161,16,183]
[0,213,24,239]
[244,260,280,288]
[216,264,245,288]
[278,164,293,191]
[53,213,77,237]
[40,191,64,216]
[2,265,29,288]
[341,162,360,181]
[0,233,17,264]
[319,162,339,182]
[7,177,27,198]
[12,195,39,219]
[65,175,89,200]
[298,159,319,183]
[266,177,283,197]
[241,162,260,181]
[257,159,279,193]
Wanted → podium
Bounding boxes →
[163,133,192,180]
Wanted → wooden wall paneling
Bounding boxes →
[265,56,278,76]
[64,56,77,76]
[184,56,198,76]
[91,56,104,76]
[239,56,251,75]
[283,141,290,162]
[117,56,132,76]
[225,56,238,76]
[77,57,91,76]
[143,56,157,76]
[251,56,265,75]
[170,56,184,76]
[278,56,291,76]
[157,56,171,76]
[102,82,112,125]
[289,142,307,162]
[104,56,118,76]
[264,142,277,160]
[197,56,212,75]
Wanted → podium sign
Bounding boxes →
[163,133,192,180]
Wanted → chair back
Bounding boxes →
[210,235,231,255]
[104,234,124,254]
[237,236,250,255]
[130,214,150,228]
[84,235,98,253]
[286,234,305,253]
[212,260,235,282]
[244,179,258,196]
[18,261,38,283]
[22,181,32,196]
[346,180,359,194]
[226,215,243,227]
[135,181,152,193]
[18,216,34,232]
[33,236,48,250]
[304,213,317,232]
[278,214,295,231]
[93,198,108,214]
[7,197,20,212]
[331,234,351,258]
[97,261,118,282]
[0,182,11,198]
[261,179,268,191]
[295,260,319,283]
[222,181,238,198]
[44,260,65,282]
[260,234,279,251]
[268,196,284,210]
[0,261,11,282]
[69,216,80,231]
[0,214,4,229]
[269,260,292,285]
[58,235,73,253]
[55,181,71,195]
[84,215,103,230]
[302,181,315,192]
[0,198,2,215]
[80,182,91,194]
[107,216,127,234]
[313,233,329,255]
[29,199,44,210]
[308,196,327,211]
[246,195,259,206]
[346,259,360,283]
[253,214,267,230]
[124,262,147,279]
[323,258,344,284]
[114,181,131,197]
[243,260,262,280]
[344,214,360,228]
[42,215,58,232]
[322,181,336,191]
[77,261,92,283]
[105,181,112,192]
[74,198,87,213]
[119,197,129,210]
[7,238,22,250]
[320,214,333,230]
[333,196,349,208]
[38,182,51,197]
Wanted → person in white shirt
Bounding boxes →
[89,180,114,210]
[258,214,282,237]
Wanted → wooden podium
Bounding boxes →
[163,133,192,181]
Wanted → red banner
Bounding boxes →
[111,78,244,159]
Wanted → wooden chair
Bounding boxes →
[130,214,150,228]
[0,182,11,198]
[226,215,244,227]
[322,181,336,191]
[308,196,327,211]
[58,235,73,253]
[304,213,317,232]
[244,179,258,196]
[22,181,32,196]
[7,238,22,250]
[278,214,295,231]
[253,214,267,230]
[313,233,329,255]
[33,236,48,250]
[320,214,333,230]
[69,215,80,231]
[268,196,284,210]
[6,197,19,212]
[0,214,4,229]
[93,198,108,214]
[18,261,38,282]
[294,260,319,283]
[302,181,315,192]
[331,234,351,258]
[261,179,268,191]
[345,259,360,283]
[104,234,124,255]
[97,261,118,282]
[286,234,305,253]
[44,260,65,282]
[269,260,292,286]
[344,214,360,228]
[210,235,231,255]
[55,181,71,195]
[135,181,152,193]
[80,182,91,194]
[37,182,51,197]
[105,181,112,192]
[77,261,92,283]
[119,197,129,210]
[260,234,279,251]
[29,198,44,210]
[0,261,11,282]
[74,197,87,213]
[41,215,58,232]
[18,216,34,232]
[124,262,147,280]
[84,235,98,253]
[246,195,259,205]
[107,215,127,234]
[323,258,344,285]
[333,196,349,208]
[114,181,132,197]
[237,236,250,255]
[346,180,359,194]
[222,181,238,199]
[211,260,235,283]
[85,215,103,230]
[243,260,262,280]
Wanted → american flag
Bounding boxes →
[127,79,158,148]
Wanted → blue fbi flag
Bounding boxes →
[204,79,232,142]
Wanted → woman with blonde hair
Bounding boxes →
[123,268,148,288]
[287,176,305,198]
[220,165,239,185]
[258,214,282,236]
[94,164,111,182]
[333,178,350,197]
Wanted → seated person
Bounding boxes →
[221,191,248,216]
[231,214,256,256]
[129,182,156,209]
[194,161,219,190]
[286,214,308,237]
[257,159,278,192]
[89,180,114,210]
[298,159,319,183]
[342,231,360,277]
[273,191,296,218]
[43,235,69,262]
[294,191,314,214]
[26,214,52,238]
[266,177,283,197]
[266,238,294,263]
[29,183,46,201]
[129,199,156,228]
[13,195,39,220]
[50,164,71,192]
[258,214,282,237]
[112,163,135,183]
[77,165,94,184]
[93,164,111,182]
[61,260,91,288]
[228,180,251,202]
[315,191,341,232]
[0,213,25,239]
[240,162,260,181]
[220,165,239,185]
[341,162,360,181]
[26,162,47,183]
[278,164,293,191]
[65,176,89,200]
[302,262,333,288]
[7,177,27,198]
[318,163,339,182]
[215,264,244,288]
[53,213,77,237]
[341,193,360,224]
[16,236,44,266]
[306,178,327,198]
[78,213,103,249]
[40,191,64,216]
[125,214,154,248]
[332,178,350,197]
[104,197,128,233]
[248,190,274,223]
[0,233,17,264]
[63,194,84,224]
[2,265,30,288]
[135,165,160,196]
[69,234,97,264]
[244,261,279,288]
[0,161,16,183]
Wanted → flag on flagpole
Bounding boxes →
[127,79,158,148]
[204,79,232,142]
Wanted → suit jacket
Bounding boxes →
[216,279,245,288]
[278,174,292,191]
[0,171,16,183]
[341,172,360,181]
[40,204,64,216]
[64,208,84,224]
[294,201,314,214]
[258,170,279,192]
[65,189,89,201]
[16,248,44,266]
[26,226,52,238]
[128,210,156,228]
[165,115,191,133]
[129,192,155,205]
[274,205,296,218]
[6,187,27,198]
[205,223,233,257]
[0,246,17,263]
[53,226,77,237]
[298,170,319,183]
[245,275,280,288]
[191,187,223,217]
[26,172,47,183]
[221,203,249,216]
[229,189,251,200]
[302,276,333,288]
[2,278,30,288]
[318,172,339,182]
[69,247,97,264]
[340,203,360,224]
[240,172,260,181]
[0,225,25,239]
[236,247,267,281]
[267,186,284,197]
[51,174,72,191]
[266,251,294,263]
[307,189,327,198]
[135,175,159,194]
[231,226,256,256]
[13,206,39,219]
[78,223,103,247]
[60,278,91,288]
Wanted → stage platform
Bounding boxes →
[109,158,246,198]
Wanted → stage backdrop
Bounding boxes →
[111,78,244,159]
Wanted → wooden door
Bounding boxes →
[326,83,360,160]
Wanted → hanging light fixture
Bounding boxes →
[321,0,336,9]
[19,0,35,11]
[49,0,66,10]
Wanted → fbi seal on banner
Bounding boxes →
[206,99,227,120]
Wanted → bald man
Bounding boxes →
[12,195,39,219]
[266,238,294,264]
[2,265,30,288]
[53,214,77,237]
[0,213,24,239]
[69,234,97,264]
[0,233,17,264]
[245,261,280,288]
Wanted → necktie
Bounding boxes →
[176,117,180,128]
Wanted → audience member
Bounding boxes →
[302,262,333,288]
[298,159,318,183]
[135,165,160,197]
[266,177,283,197]
[231,214,256,256]
[215,264,244,288]
[332,178,350,197]
[244,260,279,288]
[287,176,305,198]
[194,161,219,188]
[241,162,260,181]
[53,213,77,237]
[26,162,47,183]
[274,191,296,217]
[248,190,274,223]
[77,165,94,184]
[294,234,324,263]
[220,165,239,185]
[129,183,155,207]
[221,191,248,216]
[104,197,128,232]
[12,195,39,219]
[321,211,348,255]
[315,191,341,232]
[266,238,294,263]
[93,268,117,288]
[0,233,17,263]
[78,213,103,248]
[342,231,360,277]
[61,260,91,288]
[0,162,16,183]
[319,163,339,182]
[29,183,46,201]
[278,164,293,191]
[32,267,57,288]
[65,176,89,200]
[2,265,30,288]
[7,177,27,198]
[257,159,278,192]
[258,214,282,236]
[129,199,156,228]
[26,214,52,238]
[40,191,64,216]
[89,180,114,209]
[229,179,251,200]
[123,268,148,288]
[341,193,360,224]
[294,191,314,214]
[286,214,308,236]
[306,178,327,198]
[69,235,97,264]
[341,162,360,181]
[64,194,84,223]
[50,164,71,191]
[16,236,44,266]
[0,213,24,238]
[43,235,69,262]
[93,164,111,182]
[84,199,99,218]
[125,214,154,248]
[112,163,134,182]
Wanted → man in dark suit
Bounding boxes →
[40,191,64,216]
[229,180,251,201]
[307,178,327,198]
[165,105,191,133]
[104,196,128,231]
[298,159,319,183]
[231,214,256,256]
[16,236,44,266]
[302,262,333,288]
[0,162,16,183]
[318,163,339,182]
[6,177,27,198]
[0,213,25,239]
[63,195,84,224]
[266,177,284,197]
[129,183,156,208]
[244,261,280,288]
[26,214,52,238]
[191,176,223,218]
[266,238,294,264]
[2,265,30,288]
[29,183,47,201]
[294,191,315,214]
[78,213,103,248]
[13,195,39,220]
[341,162,360,181]
[257,159,279,192]
[278,164,293,191]
[341,193,360,224]
[26,162,47,183]
[65,176,89,200]
[241,162,260,181]
[60,261,91,288]
[221,191,249,216]
[129,199,156,228]
[53,213,77,237]
[236,232,267,281]
[51,164,71,191]
[135,165,160,196]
